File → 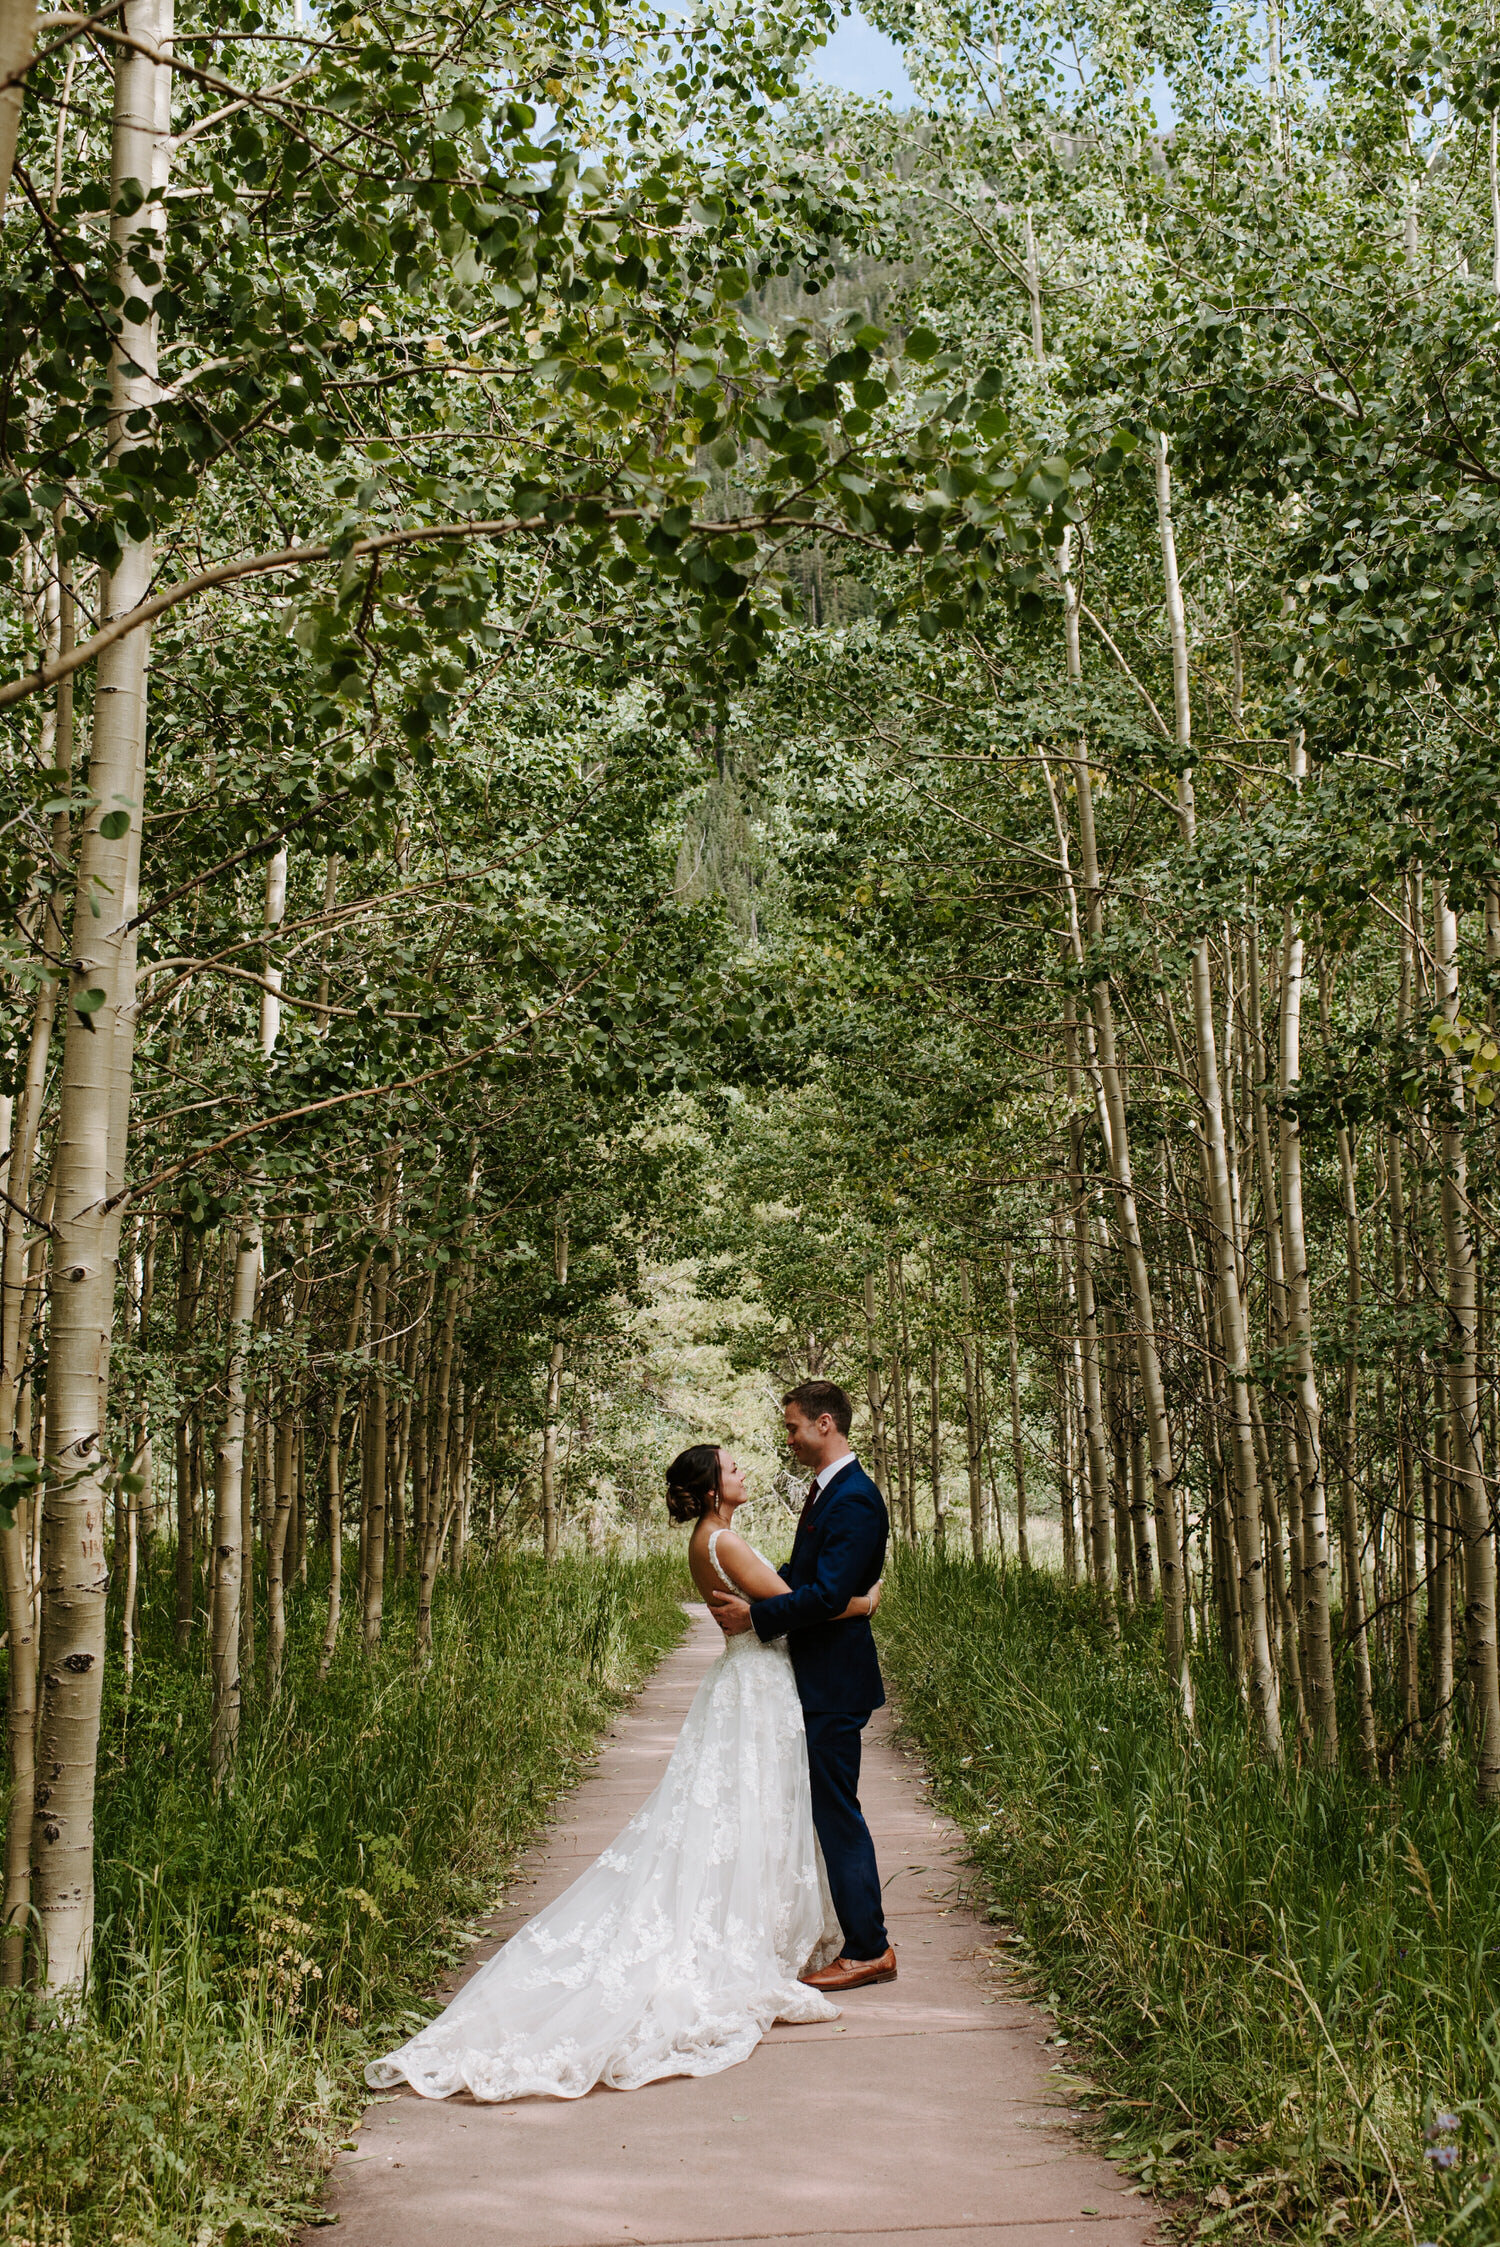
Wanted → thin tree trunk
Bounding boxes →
[238,1379,257,1678]
[895,1254,917,1542]
[1388,912,1420,1744]
[417,1164,477,1656]
[1062,983,1117,1623]
[1276,744,1339,1761]
[928,1331,946,1549]
[1434,880,1500,1799]
[1322,964,1378,1774]
[360,1154,396,1652]
[1003,1244,1029,1568]
[1430,1360,1455,1756]
[0,559,69,1959]
[1059,695,1190,1712]
[1101,1306,1135,1607]
[960,1260,985,1559]
[319,1246,372,1679]
[863,1270,890,1499]
[540,1202,567,1564]
[1155,434,1279,1758]
[208,847,283,1770]
[208,1226,258,1772]
[1246,909,1308,1735]
[976,1347,1007,1561]
[1130,1422,1154,1604]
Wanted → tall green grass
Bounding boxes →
[0,1548,689,2247]
[879,1553,1500,2245]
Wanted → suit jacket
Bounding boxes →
[750,1458,888,1713]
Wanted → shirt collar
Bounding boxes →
[810,1450,856,1496]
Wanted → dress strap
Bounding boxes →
[706,1528,741,1595]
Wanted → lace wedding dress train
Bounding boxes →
[366,1537,843,2101]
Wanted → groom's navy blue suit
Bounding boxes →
[750,1459,890,1962]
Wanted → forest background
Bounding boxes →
[4,0,1500,2237]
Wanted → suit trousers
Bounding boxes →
[803,1708,889,1962]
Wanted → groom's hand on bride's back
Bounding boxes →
[708,1590,754,1635]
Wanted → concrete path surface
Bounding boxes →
[319,1607,1158,2247]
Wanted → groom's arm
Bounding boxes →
[749,1497,884,1644]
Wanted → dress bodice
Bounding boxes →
[706,1528,766,1594]
[706,1531,781,1659]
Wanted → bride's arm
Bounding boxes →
[709,1532,879,1618]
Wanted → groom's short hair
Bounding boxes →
[782,1379,853,1435]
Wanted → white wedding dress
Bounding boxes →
[366,1533,843,2101]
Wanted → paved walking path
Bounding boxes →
[319,1608,1158,2247]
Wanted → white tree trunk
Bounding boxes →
[1,543,72,1984]
[1003,1244,1029,1567]
[1050,587,1189,1706]
[540,1202,568,1563]
[1434,882,1500,1801]
[31,0,173,1992]
[1155,433,1280,1760]
[1277,797,1339,1758]
[209,849,283,1769]
[959,1259,985,1561]
[0,0,37,219]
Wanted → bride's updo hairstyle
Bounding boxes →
[665,1444,723,1524]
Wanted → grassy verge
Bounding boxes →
[878,1552,1500,2246]
[0,1549,688,2247]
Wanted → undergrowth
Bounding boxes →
[0,1548,688,2246]
[879,1552,1500,2246]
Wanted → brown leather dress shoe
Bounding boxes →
[800,1947,898,1993]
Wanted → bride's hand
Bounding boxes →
[833,1580,882,1620]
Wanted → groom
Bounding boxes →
[708,1379,896,1993]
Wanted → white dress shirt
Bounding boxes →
[808,1450,856,1499]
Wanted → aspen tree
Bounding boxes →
[959,1258,985,1558]
[1155,433,1279,1758]
[1391,902,1421,1742]
[209,849,284,1770]
[418,1161,477,1656]
[1101,1309,1135,1606]
[894,1251,918,1541]
[238,1379,256,1679]
[359,1150,397,1652]
[928,1329,946,1549]
[1277,736,1339,1759]
[1054,548,1189,1703]
[1062,993,1116,1624]
[267,1230,313,1694]
[0,536,71,1983]
[1317,954,1378,1773]
[1245,909,1307,1730]
[1003,1243,1030,1568]
[0,0,37,216]
[862,1269,890,1498]
[318,1244,372,1679]
[31,0,174,1990]
[540,1202,568,1563]
[1434,880,1500,1800]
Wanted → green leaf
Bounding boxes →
[99,809,131,840]
[904,327,940,364]
[74,986,107,1013]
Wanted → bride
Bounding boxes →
[365,1443,880,2101]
